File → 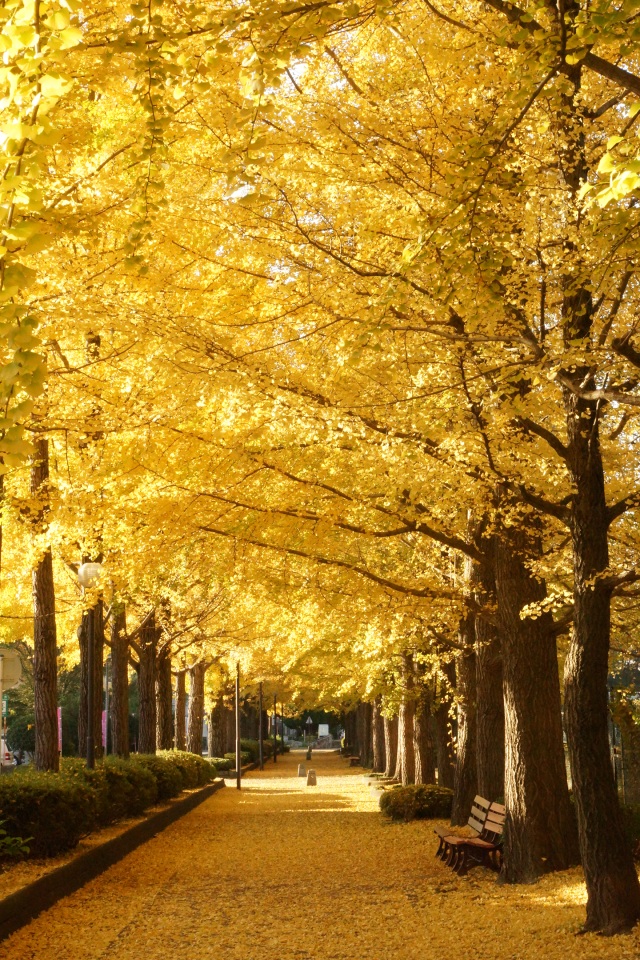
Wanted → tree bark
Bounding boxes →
[564,396,640,929]
[31,438,58,772]
[434,659,456,789]
[187,661,205,755]
[93,600,104,760]
[372,697,385,773]
[383,714,398,778]
[451,637,477,824]
[208,695,226,757]
[394,653,415,785]
[155,650,173,750]
[137,612,157,754]
[474,556,505,801]
[357,702,373,767]
[110,604,129,758]
[175,670,186,750]
[413,662,436,786]
[495,529,578,883]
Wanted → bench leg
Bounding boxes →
[454,847,469,876]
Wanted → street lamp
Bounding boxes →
[76,562,103,769]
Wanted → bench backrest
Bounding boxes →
[467,795,491,835]
[481,801,506,841]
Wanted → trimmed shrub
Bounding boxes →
[224,751,251,766]
[157,750,215,788]
[379,784,454,822]
[210,757,232,771]
[129,755,184,801]
[0,771,96,857]
[59,758,158,825]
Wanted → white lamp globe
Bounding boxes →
[77,562,104,588]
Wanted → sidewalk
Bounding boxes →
[1,751,637,960]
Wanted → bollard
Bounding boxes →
[306,769,317,786]
[297,763,306,777]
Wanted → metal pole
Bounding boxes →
[273,693,277,763]
[86,607,95,769]
[235,662,241,790]
[0,654,5,770]
[258,682,264,770]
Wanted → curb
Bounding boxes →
[0,778,226,943]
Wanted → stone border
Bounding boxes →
[0,778,226,943]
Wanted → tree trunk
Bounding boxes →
[357,702,373,767]
[187,661,205,755]
[93,600,104,760]
[155,650,173,750]
[175,671,186,750]
[413,662,436,786]
[564,393,640,930]
[372,697,385,773]
[110,604,129,758]
[451,638,477,824]
[208,695,226,757]
[384,714,398,778]
[394,654,415,785]
[434,659,456,789]
[495,529,578,883]
[344,710,357,752]
[31,439,58,772]
[137,612,157,754]
[474,557,505,801]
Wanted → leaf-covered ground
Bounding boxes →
[2,751,639,960]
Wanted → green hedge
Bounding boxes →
[224,751,252,766]
[379,784,454,822]
[0,750,215,860]
[210,757,232,771]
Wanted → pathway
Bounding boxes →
[1,751,639,960]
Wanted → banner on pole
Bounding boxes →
[102,709,107,749]
[57,707,62,753]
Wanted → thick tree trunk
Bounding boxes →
[31,440,58,773]
[564,394,640,930]
[372,697,385,773]
[78,612,88,758]
[357,702,373,768]
[434,659,456,789]
[451,639,477,825]
[175,671,186,750]
[93,600,104,760]
[155,651,173,750]
[110,605,129,758]
[413,663,436,786]
[394,654,415,785]
[474,557,505,801]
[187,662,206,755]
[137,612,157,754]
[208,695,226,758]
[384,714,398,778]
[344,710,357,752]
[495,530,578,883]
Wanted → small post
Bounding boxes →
[258,682,264,770]
[273,693,277,763]
[235,661,241,790]
[86,607,95,769]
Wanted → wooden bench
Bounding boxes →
[440,802,506,876]
[434,795,491,860]
[348,756,361,767]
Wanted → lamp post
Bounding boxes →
[77,562,103,770]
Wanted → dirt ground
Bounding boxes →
[2,749,639,960]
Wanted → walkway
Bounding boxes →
[1,751,638,960]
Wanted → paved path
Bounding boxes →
[2,751,639,960]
